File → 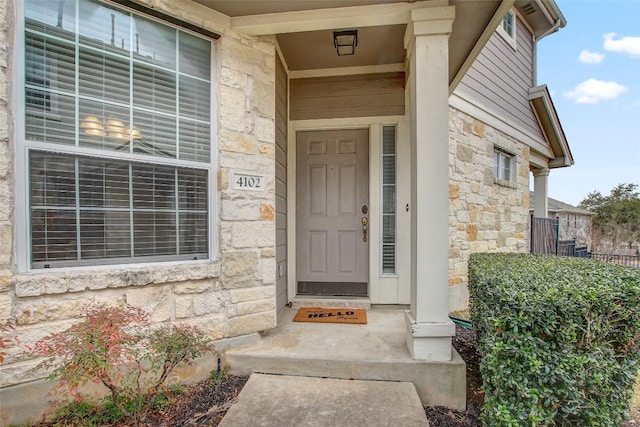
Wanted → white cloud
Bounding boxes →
[603,33,640,57]
[564,78,628,104]
[578,50,605,64]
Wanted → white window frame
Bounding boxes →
[494,147,515,186]
[14,0,218,272]
[496,9,517,50]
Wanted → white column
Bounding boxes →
[404,6,456,361]
[533,168,549,218]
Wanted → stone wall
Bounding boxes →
[0,0,277,390]
[448,107,530,311]
[558,212,592,248]
[0,0,14,339]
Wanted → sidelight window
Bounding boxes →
[381,125,397,274]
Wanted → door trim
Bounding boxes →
[287,116,409,304]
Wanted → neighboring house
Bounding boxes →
[0,0,572,422]
[529,192,594,248]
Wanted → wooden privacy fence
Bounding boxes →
[530,215,588,257]
[530,215,559,255]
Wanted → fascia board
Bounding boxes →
[231,2,416,35]
[529,85,573,168]
[536,0,567,28]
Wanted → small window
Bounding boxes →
[496,9,517,49]
[494,148,514,184]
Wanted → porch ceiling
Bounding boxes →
[277,25,407,71]
[193,0,503,88]
[192,0,411,16]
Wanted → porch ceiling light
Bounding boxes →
[333,30,358,56]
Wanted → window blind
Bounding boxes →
[382,125,397,274]
[24,0,212,268]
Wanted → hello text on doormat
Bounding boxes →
[293,307,367,324]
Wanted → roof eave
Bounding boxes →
[449,0,513,93]
[526,0,567,40]
[529,85,573,169]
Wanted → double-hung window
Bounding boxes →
[494,148,514,184]
[23,0,214,269]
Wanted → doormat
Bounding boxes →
[293,307,367,324]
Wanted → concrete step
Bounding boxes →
[222,307,466,409]
[291,296,371,309]
[218,373,429,427]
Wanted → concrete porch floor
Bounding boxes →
[222,306,466,409]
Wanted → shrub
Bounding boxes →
[30,304,214,425]
[469,253,640,426]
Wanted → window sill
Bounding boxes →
[494,178,517,189]
[14,259,220,298]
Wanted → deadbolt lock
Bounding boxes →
[362,205,368,214]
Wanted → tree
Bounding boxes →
[579,183,640,253]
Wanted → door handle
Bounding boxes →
[361,217,368,243]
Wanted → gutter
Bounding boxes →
[532,0,566,85]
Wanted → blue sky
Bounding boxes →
[536,0,640,206]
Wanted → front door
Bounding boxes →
[296,129,369,296]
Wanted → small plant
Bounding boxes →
[51,399,118,427]
[30,304,214,425]
[210,366,229,386]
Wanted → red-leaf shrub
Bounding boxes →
[30,304,214,424]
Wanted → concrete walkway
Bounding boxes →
[223,306,466,408]
[218,373,429,426]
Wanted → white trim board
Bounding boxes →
[289,64,404,79]
[287,116,410,305]
[232,2,428,36]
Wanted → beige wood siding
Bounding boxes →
[457,16,544,140]
[290,72,405,120]
[275,54,288,312]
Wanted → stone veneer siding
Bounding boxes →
[0,0,277,389]
[447,107,531,311]
[558,212,592,248]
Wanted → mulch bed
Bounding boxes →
[33,325,639,426]
[424,325,482,427]
[144,375,248,427]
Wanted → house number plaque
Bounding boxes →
[231,172,265,192]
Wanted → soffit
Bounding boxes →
[192,0,411,16]
[515,0,566,39]
[277,25,406,71]
[193,0,503,88]
[449,0,503,88]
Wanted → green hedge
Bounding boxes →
[469,253,640,426]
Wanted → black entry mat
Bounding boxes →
[297,281,367,297]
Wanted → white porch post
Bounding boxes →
[404,6,456,361]
[533,168,549,218]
